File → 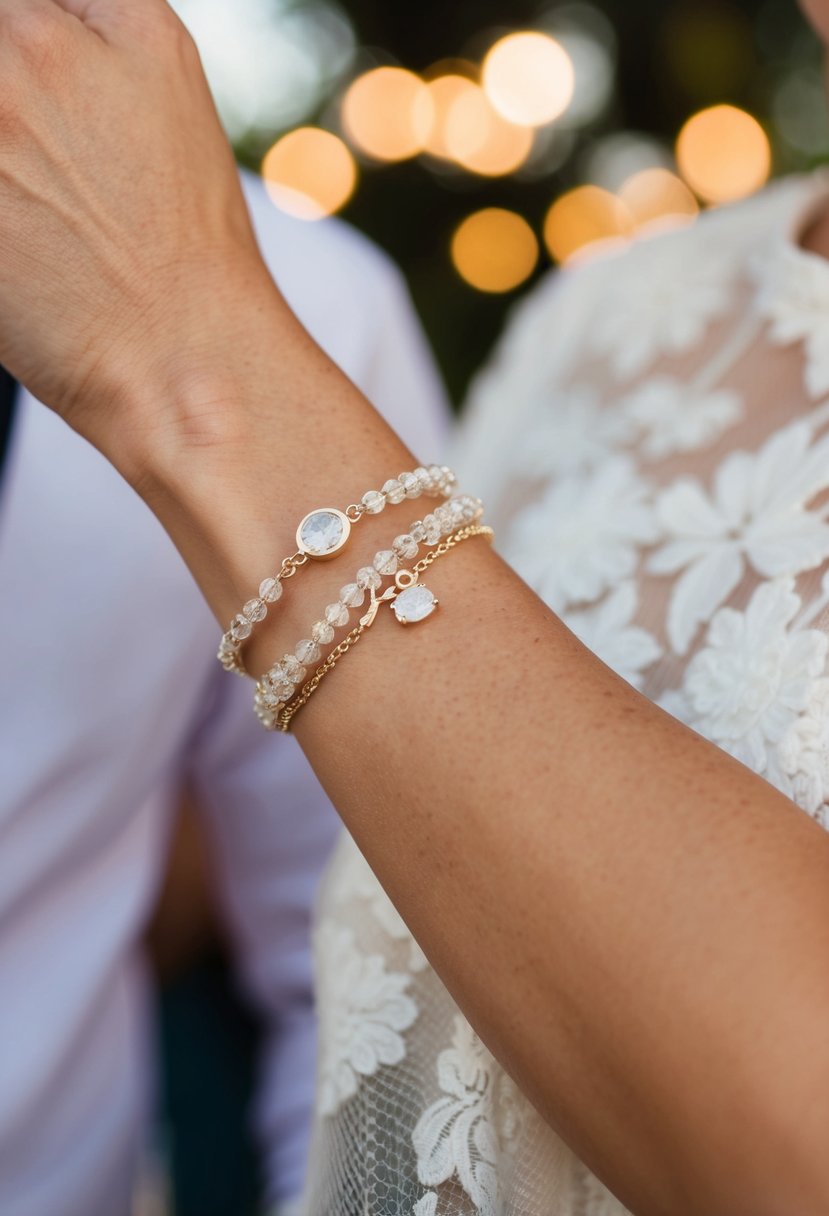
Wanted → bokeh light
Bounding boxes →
[342,67,433,161]
[424,74,479,159]
[543,185,631,263]
[584,132,671,193]
[772,67,829,156]
[171,0,354,141]
[441,82,534,175]
[482,32,575,127]
[619,168,699,231]
[451,208,539,292]
[262,128,357,220]
[676,104,771,204]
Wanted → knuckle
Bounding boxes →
[133,5,190,50]
[7,8,52,52]
[5,9,66,75]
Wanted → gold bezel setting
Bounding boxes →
[296,507,352,561]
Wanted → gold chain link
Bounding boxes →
[273,523,494,731]
[279,551,309,579]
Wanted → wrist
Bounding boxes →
[93,260,294,488]
[116,286,416,643]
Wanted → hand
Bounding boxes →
[0,0,279,472]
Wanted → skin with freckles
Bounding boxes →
[4,4,829,1214]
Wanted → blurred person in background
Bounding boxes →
[7,3,829,1216]
[0,93,449,1216]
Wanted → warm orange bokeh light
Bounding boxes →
[675,105,771,204]
[482,32,574,127]
[442,81,533,175]
[341,67,433,162]
[451,208,538,292]
[543,185,631,263]
[619,167,699,230]
[261,128,357,221]
[425,75,479,159]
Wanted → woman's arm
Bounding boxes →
[3,5,829,1213]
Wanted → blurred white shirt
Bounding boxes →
[0,171,450,1216]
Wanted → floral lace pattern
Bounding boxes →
[618,378,742,461]
[509,457,660,613]
[589,232,737,377]
[314,922,418,1116]
[659,577,828,785]
[412,1018,503,1214]
[758,240,829,397]
[648,420,829,654]
[302,173,829,1215]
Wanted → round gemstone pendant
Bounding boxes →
[296,508,351,560]
[391,583,438,624]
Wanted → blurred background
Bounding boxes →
[169,0,828,406]
[145,3,829,1214]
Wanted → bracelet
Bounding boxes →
[217,464,457,676]
[257,523,495,732]
[254,494,484,723]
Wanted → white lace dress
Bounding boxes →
[300,171,829,1215]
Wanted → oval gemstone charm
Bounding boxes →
[391,583,438,624]
[296,508,351,560]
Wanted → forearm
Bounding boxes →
[133,292,829,1215]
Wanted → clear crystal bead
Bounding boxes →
[381,477,405,505]
[311,619,336,644]
[339,582,365,607]
[273,680,296,702]
[268,660,288,684]
[399,471,420,498]
[462,498,478,521]
[373,549,398,575]
[421,514,441,545]
[356,565,382,590]
[281,654,305,683]
[435,504,454,534]
[392,533,419,559]
[442,465,457,488]
[410,521,427,543]
[295,639,321,665]
[361,489,386,514]
[429,464,444,490]
[230,614,252,642]
[260,685,280,708]
[243,597,267,623]
[259,576,282,603]
[414,466,434,493]
[449,499,466,524]
[325,602,350,627]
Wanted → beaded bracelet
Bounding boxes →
[217,464,457,676]
[261,523,495,732]
[253,494,484,724]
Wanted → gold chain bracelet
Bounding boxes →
[271,523,494,732]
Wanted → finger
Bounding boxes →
[0,2,79,65]
[45,0,185,45]
[0,0,73,29]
